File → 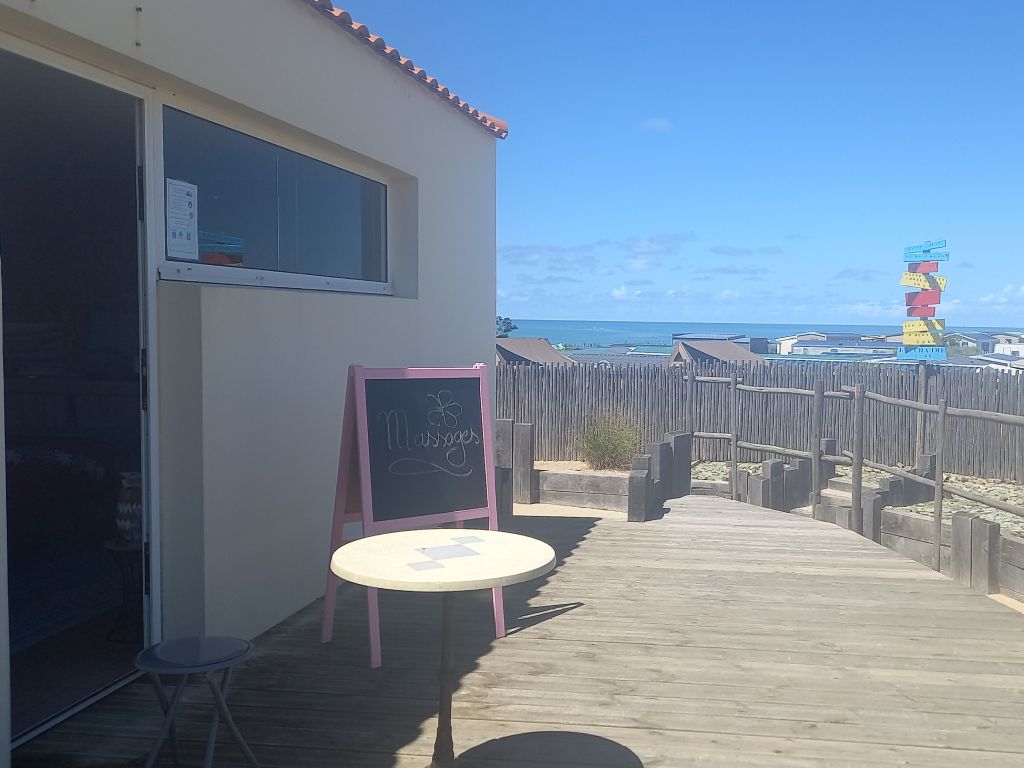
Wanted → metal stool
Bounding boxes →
[136,636,260,768]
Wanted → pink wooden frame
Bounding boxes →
[320,364,505,667]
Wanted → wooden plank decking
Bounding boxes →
[16,496,1024,767]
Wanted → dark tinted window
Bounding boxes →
[163,107,386,282]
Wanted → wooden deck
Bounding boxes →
[16,496,1024,767]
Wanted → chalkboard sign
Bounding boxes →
[322,364,503,662]
[363,376,489,522]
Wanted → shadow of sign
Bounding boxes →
[458,731,643,766]
[505,602,584,635]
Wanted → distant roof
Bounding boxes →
[669,340,763,364]
[304,1,508,139]
[672,333,747,342]
[775,332,826,342]
[775,331,865,342]
[948,332,997,343]
[567,352,668,367]
[972,353,1024,364]
[794,340,902,349]
[496,338,575,364]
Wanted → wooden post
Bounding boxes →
[970,517,1001,594]
[512,422,536,504]
[746,474,769,508]
[851,383,865,536]
[809,379,824,518]
[931,400,947,571]
[915,363,928,464]
[729,373,739,501]
[863,491,882,543]
[494,419,514,522]
[667,431,692,497]
[686,370,697,434]
[762,460,785,511]
[647,441,673,505]
[628,454,652,523]
[950,511,976,587]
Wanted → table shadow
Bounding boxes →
[458,731,643,767]
[505,601,584,635]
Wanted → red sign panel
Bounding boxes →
[907,306,937,317]
[906,290,941,306]
[907,261,939,274]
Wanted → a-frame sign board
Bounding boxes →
[320,364,505,667]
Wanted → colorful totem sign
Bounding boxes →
[898,239,948,361]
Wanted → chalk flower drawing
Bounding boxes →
[377,389,480,478]
[427,390,463,429]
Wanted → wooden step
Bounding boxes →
[828,477,880,494]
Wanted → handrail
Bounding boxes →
[839,385,1024,426]
[822,453,853,467]
[736,384,851,399]
[694,431,731,440]
[736,440,811,460]
[946,405,1024,428]
[840,385,940,414]
[842,450,936,488]
[841,450,1024,521]
[694,376,739,384]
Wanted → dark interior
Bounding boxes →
[0,48,144,739]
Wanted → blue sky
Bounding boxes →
[342,1,1024,326]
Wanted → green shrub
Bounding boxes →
[578,418,639,471]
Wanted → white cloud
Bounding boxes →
[628,257,650,270]
[611,286,628,300]
[641,117,673,134]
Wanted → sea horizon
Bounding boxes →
[507,318,1010,348]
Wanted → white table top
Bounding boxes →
[331,529,556,593]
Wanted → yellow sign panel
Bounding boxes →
[901,272,948,291]
[903,331,945,346]
[904,319,945,333]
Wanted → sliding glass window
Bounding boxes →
[162,107,386,283]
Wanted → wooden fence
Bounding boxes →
[495,361,1024,483]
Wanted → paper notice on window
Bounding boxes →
[165,179,198,261]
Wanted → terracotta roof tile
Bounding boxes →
[306,1,508,139]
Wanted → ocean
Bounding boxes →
[506,319,1002,348]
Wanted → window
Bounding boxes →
[162,107,386,286]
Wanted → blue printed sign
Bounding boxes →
[897,345,948,361]
[903,239,947,255]
[904,250,949,263]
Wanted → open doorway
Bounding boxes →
[0,49,146,739]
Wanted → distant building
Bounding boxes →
[946,332,997,353]
[992,332,1024,345]
[971,353,1024,373]
[496,338,576,365]
[775,332,864,356]
[671,332,769,354]
[667,339,764,365]
[790,340,901,357]
[995,342,1024,358]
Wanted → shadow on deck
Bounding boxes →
[16,497,1024,767]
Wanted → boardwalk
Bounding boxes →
[16,496,1024,767]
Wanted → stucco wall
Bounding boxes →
[0,0,498,642]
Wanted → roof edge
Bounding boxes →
[306,1,508,139]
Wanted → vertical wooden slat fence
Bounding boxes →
[496,361,1024,482]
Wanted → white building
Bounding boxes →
[0,0,504,749]
[995,343,1024,358]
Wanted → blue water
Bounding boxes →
[507,318,1002,347]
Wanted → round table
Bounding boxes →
[331,529,556,768]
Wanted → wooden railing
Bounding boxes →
[687,370,1023,573]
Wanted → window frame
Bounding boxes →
[157,104,393,296]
